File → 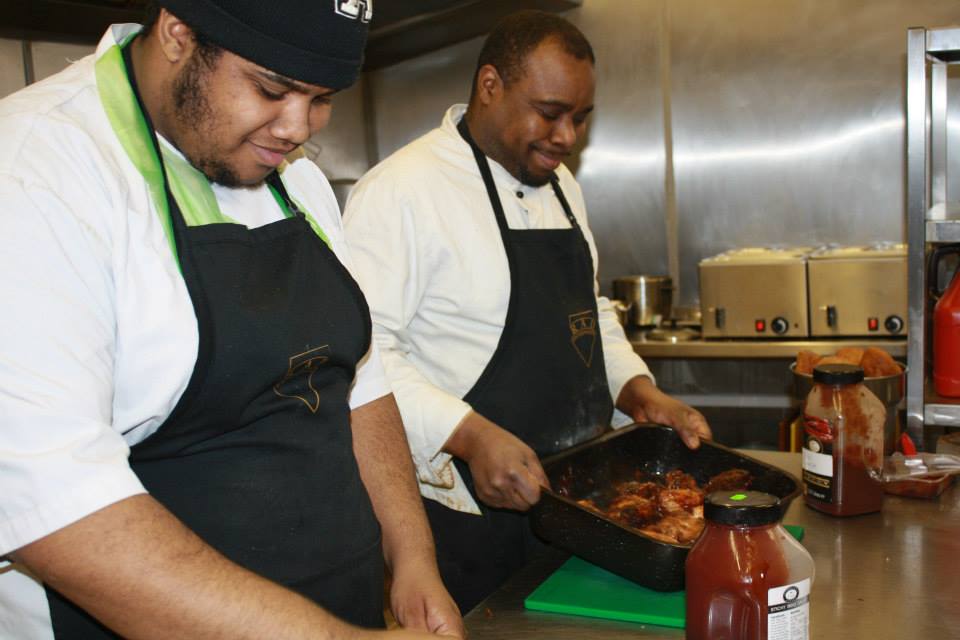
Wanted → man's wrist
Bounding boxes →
[391,549,441,573]
[616,374,657,415]
[441,410,484,460]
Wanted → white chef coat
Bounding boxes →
[0,24,389,638]
[343,104,653,515]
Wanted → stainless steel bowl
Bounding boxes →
[612,275,673,328]
[790,362,905,404]
[790,362,905,453]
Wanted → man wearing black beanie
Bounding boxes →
[0,2,462,639]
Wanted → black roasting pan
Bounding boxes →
[528,423,802,592]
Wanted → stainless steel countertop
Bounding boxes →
[463,450,960,639]
[626,329,907,359]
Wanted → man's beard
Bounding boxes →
[518,163,551,187]
[170,53,256,188]
[485,135,552,187]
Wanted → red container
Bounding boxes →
[685,491,814,640]
[934,266,960,396]
[931,245,960,397]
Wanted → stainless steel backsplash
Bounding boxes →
[4,2,958,309]
[338,0,960,306]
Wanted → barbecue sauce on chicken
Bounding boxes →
[573,468,752,545]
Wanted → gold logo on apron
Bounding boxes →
[568,310,597,367]
[273,345,330,413]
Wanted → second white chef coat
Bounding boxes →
[343,104,653,514]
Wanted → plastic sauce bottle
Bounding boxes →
[802,363,884,516]
[685,491,814,640]
[934,261,960,396]
[930,244,960,396]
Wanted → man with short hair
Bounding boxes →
[0,2,462,638]
[343,11,711,612]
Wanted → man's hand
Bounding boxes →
[374,630,458,639]
[389,559,464,638]
[443,411,549,511]
[350,395,465,638]
[617,375,712,449]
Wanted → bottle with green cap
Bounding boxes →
[685,491,814,640]
[802,362,885,516]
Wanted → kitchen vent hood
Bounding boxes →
[0,0,582,70]
[0,0,147,43]
[363,0,582,70]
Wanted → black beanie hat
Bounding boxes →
[156,0,371,89]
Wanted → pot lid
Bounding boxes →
[808,242,906,260]
[699,246,814,265]
[645,326,700,342]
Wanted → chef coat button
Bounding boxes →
[516,191,524,199]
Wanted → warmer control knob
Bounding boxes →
[884,315,904,334]
[771,317,789,335]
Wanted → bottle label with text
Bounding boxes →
[767,577,810,640]
[802,415,834,503]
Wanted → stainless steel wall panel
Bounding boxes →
[0,38,25,98]
[303,82,370,183]
[30,40,93,82]
[4,3,959,294]
[367,37,482,163]
[352,0,960,306]
[947,66,960,202]
[365,2,667,294]
[564,1,668,294]
[668,0,946,306]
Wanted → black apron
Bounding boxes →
[423,117,614,613]
[43,45,384,637]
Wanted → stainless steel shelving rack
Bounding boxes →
[906,27,960,446]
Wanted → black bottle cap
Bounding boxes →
[704,491,782,526]
[812,362,864,385]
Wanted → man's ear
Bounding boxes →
[474,64,505,106]
[154,8,196,64]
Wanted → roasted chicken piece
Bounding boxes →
[657,488,704,517]
[794,347,902,378]
[574,467,752,546]
[615,480,661,500]
[664,469,698,490]
[703,468,752,493]
[835,347,865,365]
[577,495,660,529]
[606,495,659,528]
[641,514,705,544]
[816,355,853,367]
[860,347,901,377]
[795,350,820,375]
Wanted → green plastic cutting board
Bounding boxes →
[524,525,804,628]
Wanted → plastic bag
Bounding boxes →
[882,452,960,483]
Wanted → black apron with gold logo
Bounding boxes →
[43,45,384,637]
[423,118,614,614]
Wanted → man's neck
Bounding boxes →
[462,107,521,183]
[128,34,173,142]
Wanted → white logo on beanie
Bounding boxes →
[335,0,373,22]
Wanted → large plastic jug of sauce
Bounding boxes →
[932,245,960,397]
[802,363,884,516]
[685,491,814,640]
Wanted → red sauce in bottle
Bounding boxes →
[802,364,884,516]
[934,259,960,396]
[686,492,812,640]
